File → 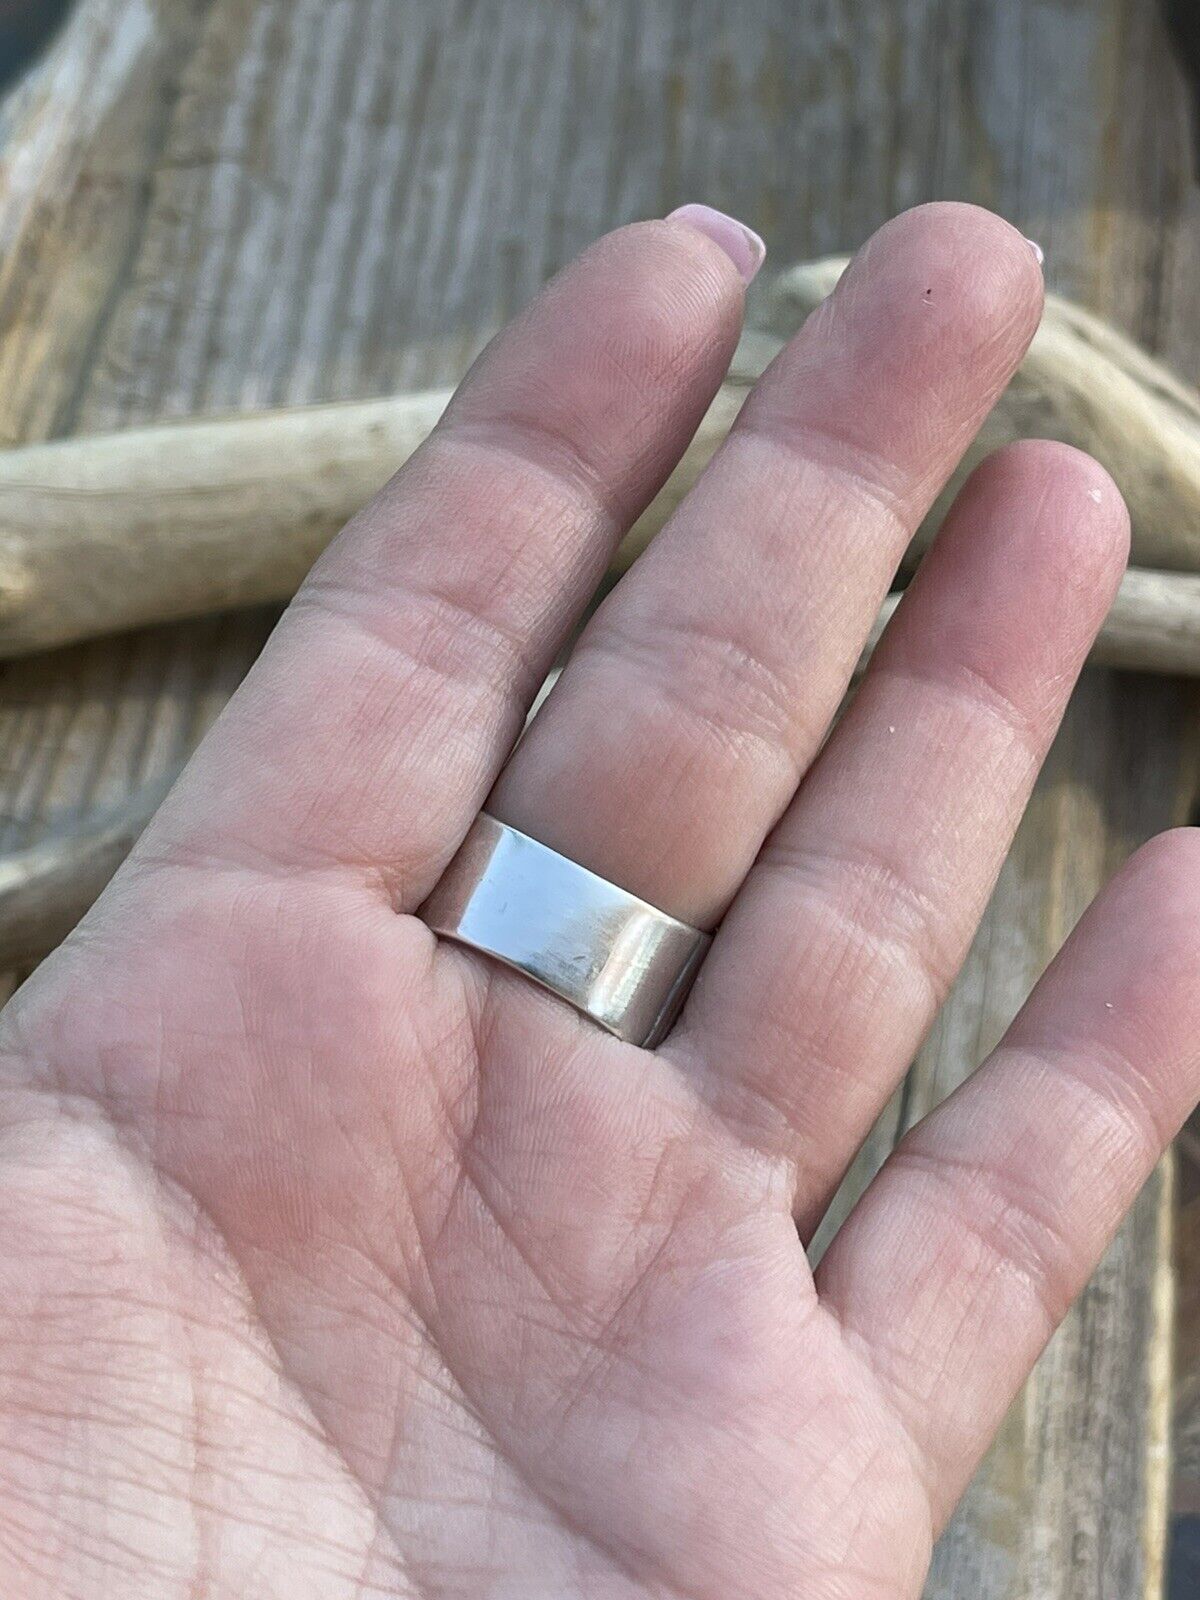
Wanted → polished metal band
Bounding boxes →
[419,813,711,1047]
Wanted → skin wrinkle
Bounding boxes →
[396,964,835,1600]
[446,307,716,523]
[452,946,801,1245]
[260,607,522,898]
[322,1086,555,1480]
[183,1262,414,1589]
[333,1196,710,1600]
[528,450,893,819]
[436,414,638,540]
[996,1040,1175,1166]
[726,414,916,534]
[346,1356,430,1600]
[0,1108,408,1595]
[866,1140,1081,1332]
[749,695,1037,1007]
[299,561,545,721]
[583,603,821,768]
[669,876,945,1195]
[440,970,745,1360]
[0,1071,419,1588]
[545,1171,767,1437]
[829,1223,1061,1529]
[181,1232,212,1600]
[757,834,955,1004]
[389,451,611,643]
[561,631,804,832]
[876,657,1045,772]
[827,1311,951,1531]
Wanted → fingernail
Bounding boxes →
[1024,237,1045,267]
[666,203,767,284]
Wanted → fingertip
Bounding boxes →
[885,200,1045,292]
[1120,827,1200,924]
[557,215,750,375]
[891,439,1129,714]
[966,440,1131,592]
[845,201,1045,364]
[753,202,1047,480]
[444,215,750,491]
[1036,826,1200,1090]
[586,215,750,307]
[1040,442,1131,587]
[664,203,767,286]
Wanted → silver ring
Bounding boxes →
[419,813,711,1047]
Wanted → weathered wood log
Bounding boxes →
[0,392,455,653]
[3,268,1200,655]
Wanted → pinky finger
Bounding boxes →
[815,828,1200,1526]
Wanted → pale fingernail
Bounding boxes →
[1025,237,1045,267]
[666,203,767,285]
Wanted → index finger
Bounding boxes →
[133,212,755,904]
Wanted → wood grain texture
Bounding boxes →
[0,1,1195,1594]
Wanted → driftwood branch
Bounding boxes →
[0,271,1199,653]
[2,563,1197,972]
[0,392,457,654]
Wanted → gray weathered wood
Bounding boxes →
[0,1,1194,1594]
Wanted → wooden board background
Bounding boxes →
[0,1,1196,1594]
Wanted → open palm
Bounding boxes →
[0,203,1196,1600]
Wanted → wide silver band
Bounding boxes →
[419,813,711,1047]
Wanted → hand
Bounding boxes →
[1,202,1195,1600]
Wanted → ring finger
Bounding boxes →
[491,203,1044,931]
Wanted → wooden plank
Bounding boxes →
[0,1,1194,1592]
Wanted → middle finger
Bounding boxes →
[489,204,1044,931]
